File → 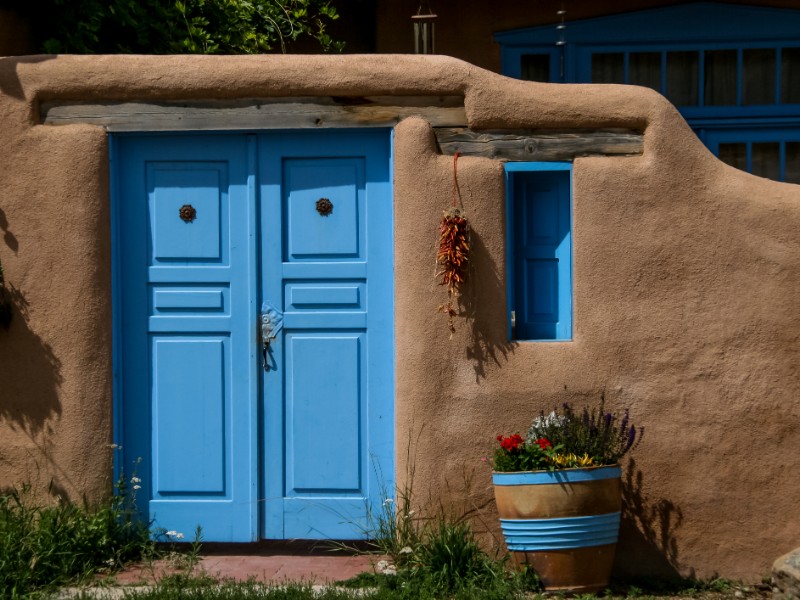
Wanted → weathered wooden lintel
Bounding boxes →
[40,96,468,131]
[434,128,643,161]
[41,98,643,161]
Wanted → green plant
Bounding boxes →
[493,396,642,472]
[355,477,539,596]
[407,520,505,592]
[0,475,154,597]
[7,0,344,55]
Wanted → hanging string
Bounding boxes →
[452,151,461,208]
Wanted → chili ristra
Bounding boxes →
[436,152,470,333]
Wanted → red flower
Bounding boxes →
[499,434,524,452]
[535,438,552,450]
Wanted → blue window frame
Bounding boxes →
[506,163,572,341]
[495,3,800,184]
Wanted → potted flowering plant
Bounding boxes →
[492,399,641,593]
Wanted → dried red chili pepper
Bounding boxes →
[436,153,470,333]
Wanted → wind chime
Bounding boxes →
[436,152,469,334]
[412,0,437,54]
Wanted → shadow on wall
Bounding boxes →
[0,208,18,253]
[0,209,63,442]
[0,55,56,101]
[462,229,517,381]
[616,458,687,581]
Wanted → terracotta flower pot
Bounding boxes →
[492,465,622,593]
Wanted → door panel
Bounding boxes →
[117,135,258,542]
[115,130,393,543]
[286,333,363,493]
[260,131,393,540]
[284,158,364,259]
[153,338,226,494]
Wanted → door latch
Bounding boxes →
[260,302,284,371]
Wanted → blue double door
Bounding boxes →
[114,130,393,542]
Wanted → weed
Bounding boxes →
[0,475,154,597]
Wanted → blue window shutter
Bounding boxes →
[507,164,572,341]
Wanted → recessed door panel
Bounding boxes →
[149,164,225,262]
[153,338,226,495]
[286,334,363,493]
[284,159,363,259]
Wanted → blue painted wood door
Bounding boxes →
[511,169,572,340]
[114,130,393,542]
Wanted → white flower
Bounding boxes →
[383,564,397,576]
[383,498,393,505]
[132,484,141,490]
[165,530,185,539]
[528,410,566,439]
[376,560,389,571]
[399,546,413,555]
[130,476,141,484]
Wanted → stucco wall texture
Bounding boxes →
[0,55,798,581]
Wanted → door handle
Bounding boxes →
[260,302,284,371]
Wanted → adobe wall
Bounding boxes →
[0,54,798,581]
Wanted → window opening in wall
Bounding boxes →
[506,163,572,342]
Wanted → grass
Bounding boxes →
[61,574,768,600]
[0,470,769,600]
[0,477,155,598]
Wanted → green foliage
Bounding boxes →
[405,520,508,593]
[10,0,343,55]
[350,475,540,599]
[527,396,642,466]
[0,477,154,597]
[493,395,643,472]
[492,434,556,472]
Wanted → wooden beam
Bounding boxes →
[435,128,643,161]
[40,96,467,131]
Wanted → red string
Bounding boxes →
[452,151,461,208]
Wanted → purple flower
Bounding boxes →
[625,425,637,450]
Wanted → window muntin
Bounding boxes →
[709,128,800,183]
[587,44,800,111]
